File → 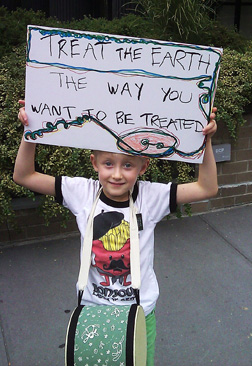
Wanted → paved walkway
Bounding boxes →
[1,205,252,366]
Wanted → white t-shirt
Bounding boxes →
[56,176,177,315]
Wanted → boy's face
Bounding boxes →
[90,151,149,202]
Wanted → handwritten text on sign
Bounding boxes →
[24,25,222,162]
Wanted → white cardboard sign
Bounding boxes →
[24,25,222,163]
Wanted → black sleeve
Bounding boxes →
[170,183,177,213]
[55,176,63,205]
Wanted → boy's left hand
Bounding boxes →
[203,107,217,138]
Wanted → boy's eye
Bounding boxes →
[105,161,112,167]
[124,163,132,168]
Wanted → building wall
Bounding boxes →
[217,0,252,38]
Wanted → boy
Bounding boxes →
[14,100,218,365]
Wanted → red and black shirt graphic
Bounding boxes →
[92,211,131,287]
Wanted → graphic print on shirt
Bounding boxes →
[92,211,131,287]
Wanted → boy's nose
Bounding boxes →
[112,167,122,179]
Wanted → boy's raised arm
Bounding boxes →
[177,108,218,205]
[13,101,56,196]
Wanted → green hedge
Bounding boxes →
[0,6,252,227]
[215,47,252,139]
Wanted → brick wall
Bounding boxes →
[189,108,252,214]
[1,109,252,246]
[0,197,78,247]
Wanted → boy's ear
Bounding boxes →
[139,158,150,176]
[90,153,98,172]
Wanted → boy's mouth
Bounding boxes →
[109,181,125,186]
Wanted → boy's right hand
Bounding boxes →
[18,99,28,126]
[14,99,56,197]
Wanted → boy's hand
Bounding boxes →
[18,99,28,126]
[202,107,217,138]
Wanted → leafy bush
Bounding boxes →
[0,6,61,61]
[200,20,249,53]
[0,44,28,223]
[66,13,154,39]
[215,45,252,139]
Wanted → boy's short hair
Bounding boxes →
[91,150,149,164]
